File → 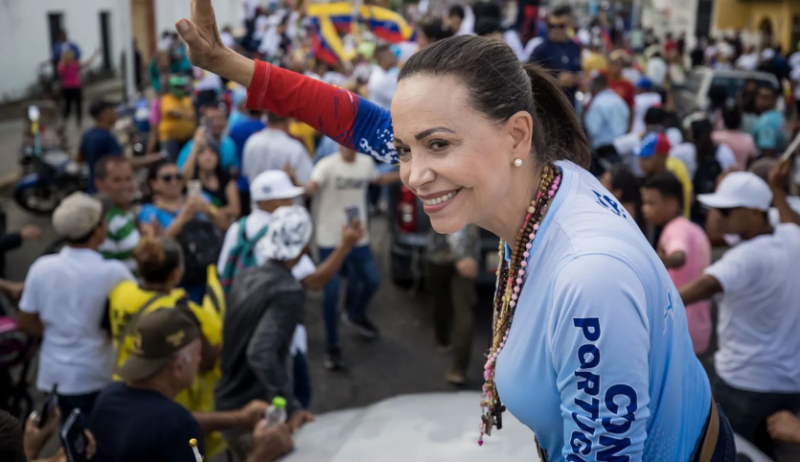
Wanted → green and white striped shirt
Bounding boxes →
[99,206,140,273]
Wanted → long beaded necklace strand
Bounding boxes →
[478,164,561,446]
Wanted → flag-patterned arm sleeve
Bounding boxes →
[245,60,398,165]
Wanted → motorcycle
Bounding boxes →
[14,106,87,215]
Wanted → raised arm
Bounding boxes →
[177,0,397,164]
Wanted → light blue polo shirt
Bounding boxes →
[494,161,711,462]
[752,109,787,152]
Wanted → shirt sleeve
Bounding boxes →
[18,261,40,314]
[310,158,328,187]
[716,144,737,170]
[176,141,193,169]
[0,232,23,253]
[659,223,689,256]
[704,247,757,293]
[217,223,239,276]
[754,119,778,150]
[246,290,304,413]
[550,255,651,462]
[245,60,398,165]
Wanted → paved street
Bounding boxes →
[1,195,495,415]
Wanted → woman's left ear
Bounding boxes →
[506,111,533,163]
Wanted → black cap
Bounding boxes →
[116,308,200,382]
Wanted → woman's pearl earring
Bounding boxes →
[513,158,523,167]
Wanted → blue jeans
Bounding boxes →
[708,404,736,462]
[318,245,380,347]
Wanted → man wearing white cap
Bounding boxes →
[216,206,320,461]
[17,192,134,423]
[218,170,362,293]
[679,172,800,458]
[217,170,363,411]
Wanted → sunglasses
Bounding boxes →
[548,23,568,29]
[160,173,183,183]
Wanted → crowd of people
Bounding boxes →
[3,0,800,460]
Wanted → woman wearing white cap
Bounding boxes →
[176,2,737,461]
[679,171,800,459]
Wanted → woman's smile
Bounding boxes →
[418,188,462,212]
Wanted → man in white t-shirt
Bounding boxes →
[678,172,800,458]
[299,147,399,370]
[367,45,398,111]
[242,112,312,205]
[17,192,133,423]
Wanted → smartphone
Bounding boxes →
[60,409,88,462]
[187,179,203,197]
[345,206,360,225]
[37,384,58,428]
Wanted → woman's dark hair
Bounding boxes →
[194,143,224,180]
[134,235,183,283]
[398,35,590,168]
[148,159,177,183]
[608,164,640,204]
[607,164,643,228]
[418,18,454,43]
[722,108,742,130]
[643,171,685,211]
[691,118,716,162]
[708,84,729,110]
[448,5,465,19]
[644,107,668,126]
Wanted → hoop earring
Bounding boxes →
[513,158,523,167]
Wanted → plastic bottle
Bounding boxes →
[264,396,287,428]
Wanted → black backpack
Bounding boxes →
[176,218,223,287]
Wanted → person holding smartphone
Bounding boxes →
[288,146,398,370]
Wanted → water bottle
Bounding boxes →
[264,396,287,428]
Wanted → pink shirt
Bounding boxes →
[660,217,712,354]
[712,130,756,170]
[57,62,81,89]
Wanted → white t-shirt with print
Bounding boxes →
[705,223,800,393]
[20,247,134,394]
[311,153,378,248]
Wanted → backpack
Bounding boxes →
[220,217,269,294]
[177,217,223,287]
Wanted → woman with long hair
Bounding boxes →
[175,2,735,460]
[181,129,240,220]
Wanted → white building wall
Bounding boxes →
[642,0,698,45]
[0,0,125,102]
[154,0,245,40]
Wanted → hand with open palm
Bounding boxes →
[176,0,255,86]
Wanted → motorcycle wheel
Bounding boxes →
[13,184,61,215]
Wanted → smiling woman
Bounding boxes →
[176,1,736,461]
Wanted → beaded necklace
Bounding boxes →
[478,164,561,446]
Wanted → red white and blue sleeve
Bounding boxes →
[245,60,398,165]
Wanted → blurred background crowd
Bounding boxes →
[2,0,800,461]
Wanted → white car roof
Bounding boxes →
[285,392,773,462]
